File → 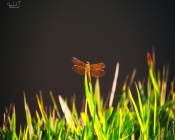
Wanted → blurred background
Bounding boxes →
[1,1,174,129]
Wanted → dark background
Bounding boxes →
[1,1,175,128]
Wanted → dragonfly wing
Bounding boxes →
[72,65,85,75]
[72,57,86,67]
[90,63,105,70]
[90,69,105,78]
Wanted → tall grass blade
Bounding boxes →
[109,62,119,107]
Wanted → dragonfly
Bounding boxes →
[72,57,105,81]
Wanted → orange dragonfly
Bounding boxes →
[72,57,105,81]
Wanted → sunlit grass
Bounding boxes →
[0,51,175,140]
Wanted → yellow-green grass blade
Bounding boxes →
[36,94,48,124]
[50,91,61,118]
[23,93,34,139]
[135,83,144,125]
[84,73,105,140]
[128,89,147,139]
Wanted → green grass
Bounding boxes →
[0,51,175,140]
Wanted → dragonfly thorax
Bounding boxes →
[85,62,90,69]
